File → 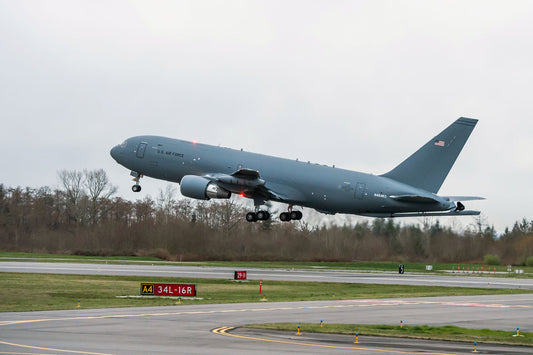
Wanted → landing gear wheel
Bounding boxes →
[279,212,291,222]
[256,210,270,221]
[290,211,303,220]
[246,212,258,222]
[130,171,143,193]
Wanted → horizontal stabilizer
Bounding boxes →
[442,196,485,202]
[390,195,440,204]
[361,210,480,218]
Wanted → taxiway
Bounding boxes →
[1,295,532,354]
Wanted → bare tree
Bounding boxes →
[84,169,117,224]
[85,169,117,200]
[58,170,85,224]
[3,174,533,264]
[470,213,489,235]
[156,184,178,224]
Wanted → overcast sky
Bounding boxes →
[1,1,532,233]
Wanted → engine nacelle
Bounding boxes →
[180,175,231,200]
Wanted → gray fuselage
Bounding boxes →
[110,135,455,216]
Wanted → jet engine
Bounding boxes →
[180,175,231,200]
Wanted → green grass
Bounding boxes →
[2,251,532,274]
[0,251,162,262]
[1,272,531,312]
[244,323,533,346]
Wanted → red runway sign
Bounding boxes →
[234,271,247,280]
[140,283,196,297]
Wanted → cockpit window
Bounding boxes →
[136,142,147,158]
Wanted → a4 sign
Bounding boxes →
[140,283,196,297]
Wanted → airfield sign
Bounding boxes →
[234,271,247,280]
[140,283,196,297]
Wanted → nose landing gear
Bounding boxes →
[131,171,143,192]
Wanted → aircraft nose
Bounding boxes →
[110,145,121,161]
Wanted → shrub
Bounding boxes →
[526,256,533,267]
[484,254,501,265]
[149,248,172,261]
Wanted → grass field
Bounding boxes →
[244,323,533,346]
[0,251,162,262]
[1,272,531,312]
[2,251,532,276]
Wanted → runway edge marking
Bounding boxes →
[2,298,530,327]
[0,303,390,326]
[211,326,455,355]
[0,339,113,355]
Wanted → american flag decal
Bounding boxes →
[434,140,445,147]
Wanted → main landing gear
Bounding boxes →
[279,210,302,222]
[131,171,142,192]
[245,205,303,223]
[246,210,271,222]
[245,198,271,222]
[279,205,302,222]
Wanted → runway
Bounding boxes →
[2,262,532,353]
[1,295,532,354]
[1,261,532,290]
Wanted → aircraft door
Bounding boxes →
[136,142,147,158]
[355,182,366,200]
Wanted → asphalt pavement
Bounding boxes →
[1,261,532,354]
[1,295,532,354]
[1,261,532,290]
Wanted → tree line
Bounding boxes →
[1,169,532,265]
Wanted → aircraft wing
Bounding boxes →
[206,170,265,188]
[231,168,261,180]
[204,170,304,203]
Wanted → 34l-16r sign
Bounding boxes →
[140,283,196,297]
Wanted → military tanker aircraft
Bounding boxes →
[110,117,484,222]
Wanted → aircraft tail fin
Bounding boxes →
[381,117,478,193]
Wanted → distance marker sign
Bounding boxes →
[140,283,196,297]
[234,271,247,280]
